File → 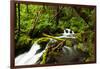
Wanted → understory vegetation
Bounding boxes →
[15,3,96,63]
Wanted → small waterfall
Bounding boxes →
[15,28,77,65]
[15,42,45,65]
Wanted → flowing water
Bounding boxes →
[15,42,46,65]
[15,29,79,65]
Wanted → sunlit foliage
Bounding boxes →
[15,3,96,62]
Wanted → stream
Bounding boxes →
[15,29,84,65]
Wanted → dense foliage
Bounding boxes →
[15,3,96,63]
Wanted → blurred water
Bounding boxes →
[15,42,45,65]
[15,28,77,65]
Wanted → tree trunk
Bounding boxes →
[18,3,20,35]
[56,6,60,25]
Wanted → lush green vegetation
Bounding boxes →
[15,3,96,63]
